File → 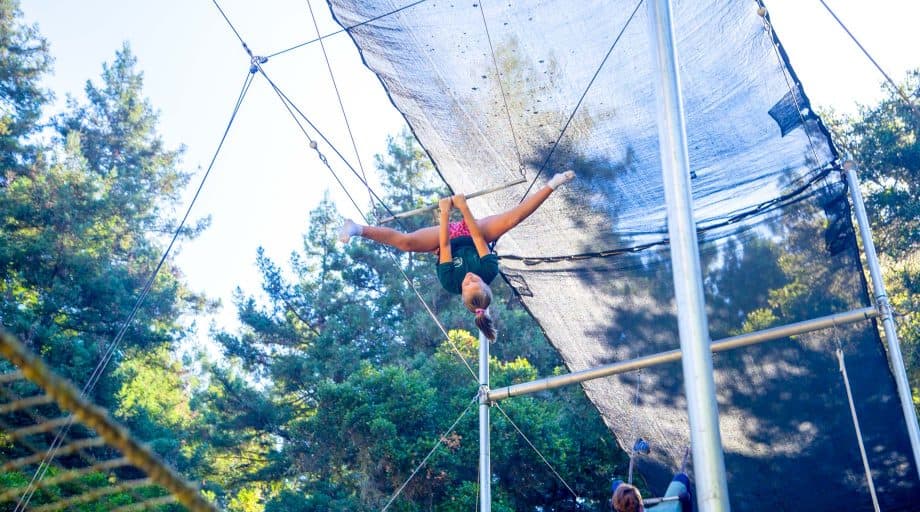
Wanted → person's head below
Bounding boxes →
[611,481,643,512]
[461,272,496,340]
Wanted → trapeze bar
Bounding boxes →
[488,306,877,402]
[377,177,527,224]
[644,496,680,506]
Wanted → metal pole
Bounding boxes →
[836,348,881,512]
[844,160,920,479]
[478,330,491,512]
[646,2,729,508]
[489,307,877,401]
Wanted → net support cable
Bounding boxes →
[757,4,829,167]
[493,402,579,502]
[266,0,429,60]
[816,0,920,121]
[381,394,478,511]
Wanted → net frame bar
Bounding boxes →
[488,306,878,401]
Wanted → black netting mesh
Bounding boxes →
[326,0,920,509]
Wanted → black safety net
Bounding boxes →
[326,0,919,509]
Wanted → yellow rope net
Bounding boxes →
[0,329,217,512]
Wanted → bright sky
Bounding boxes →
[20,0,920,339]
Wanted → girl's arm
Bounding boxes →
[453,194,490,257]
[438,197,453,263]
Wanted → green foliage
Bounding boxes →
[0,8,210,507]
[0,468,179,511]
[0,41,205,406]
[884,252,920,406]
[826,70,919,259]
[0,0,52,171]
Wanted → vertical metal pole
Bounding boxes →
[845,161,920,479]
[646,2,730,511]
[479,330,491,512]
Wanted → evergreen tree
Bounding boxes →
[0,0,52,173]
[0,40,205,414]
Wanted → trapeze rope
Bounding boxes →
[270,58,586,510]
[252,61,480,381]
[517,0,645,202]
[816,0,920,121]
[266,0,429,60]
[305,0,376,211]
[253,38,581,509]
[14,69,256,511]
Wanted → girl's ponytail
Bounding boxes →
[474,308,496,341]
[464,282,497,340]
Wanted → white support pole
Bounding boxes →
[478,330,491,512]
[844,160,920,479]
[646,2,730,511]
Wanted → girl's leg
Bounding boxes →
[351,223,441,253]
[477,170,574,242]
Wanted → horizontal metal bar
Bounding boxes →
[377,177,527,224]
[488,306,878,402]
[644,495,680,506]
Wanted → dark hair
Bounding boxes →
[612,483,642,512]
[468,286,496,340]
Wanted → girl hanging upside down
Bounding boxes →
[339,170,575,340]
